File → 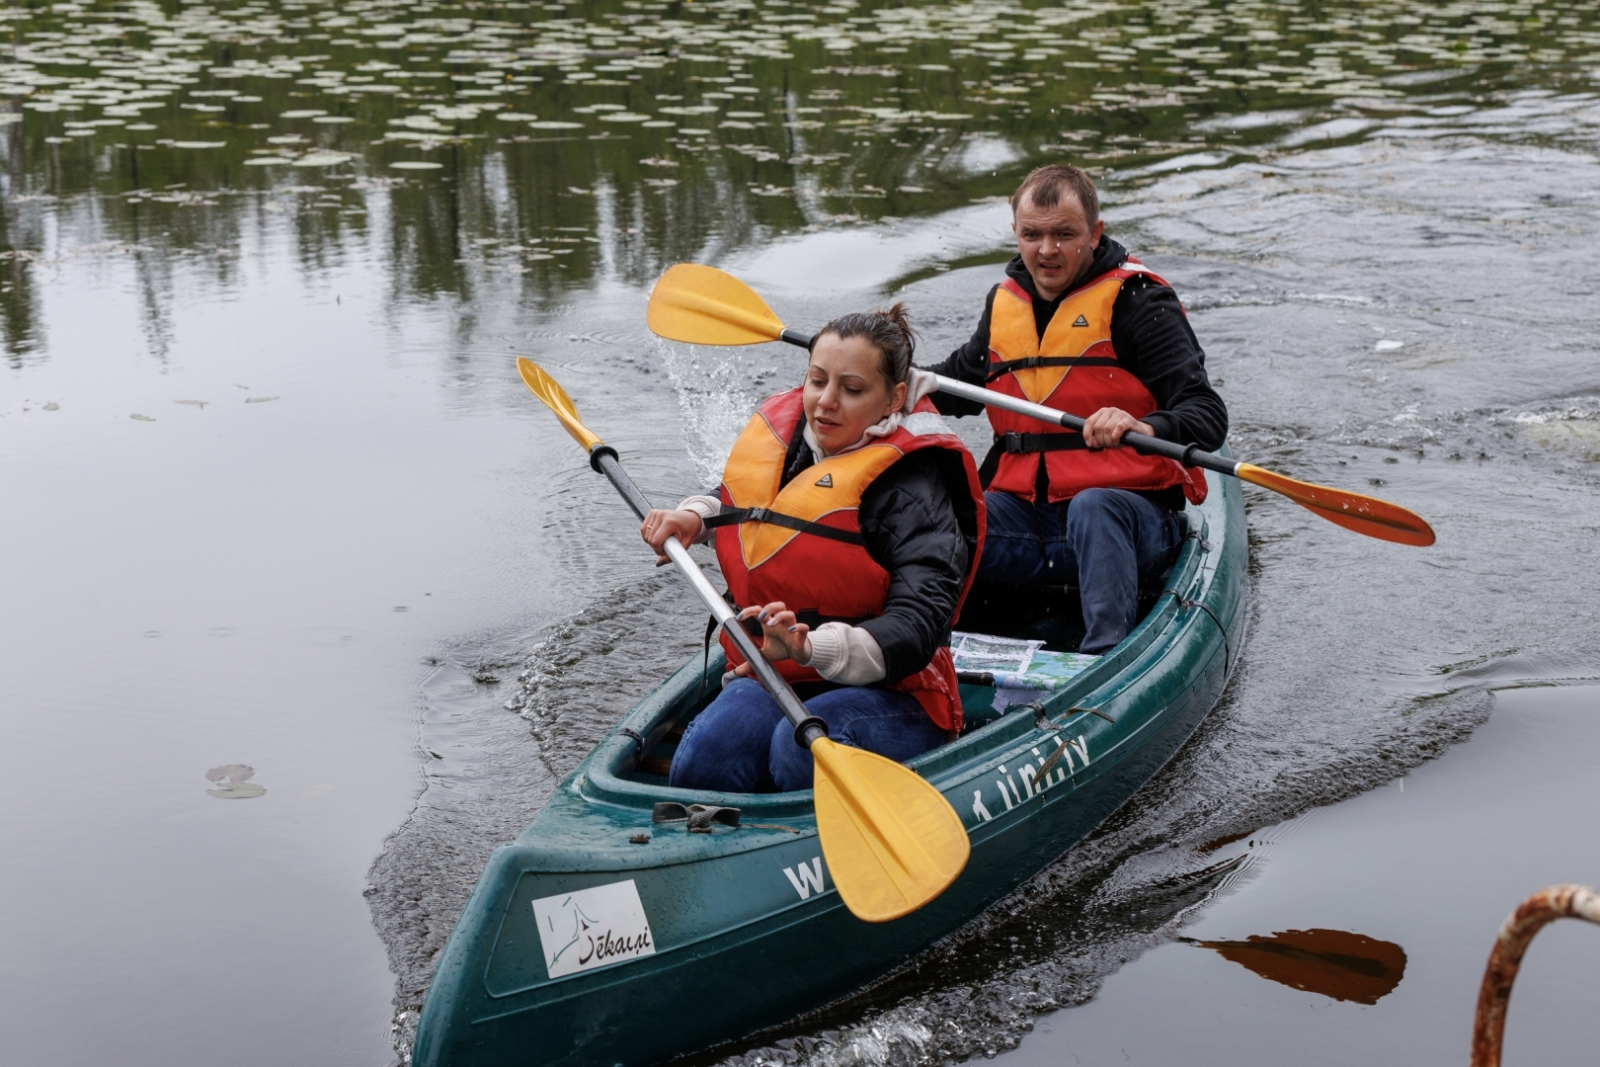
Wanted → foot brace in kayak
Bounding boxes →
[652,802,742,832]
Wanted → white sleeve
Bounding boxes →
[802,622,888,685]
[677,495,721,546]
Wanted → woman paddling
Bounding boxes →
[641,305,986,793]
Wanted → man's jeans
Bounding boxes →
[979,487,1180,654]
[668,678,946,793]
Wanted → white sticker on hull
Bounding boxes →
[971,735,1090,823]
[783,856,827,899]
[532,879,656,979]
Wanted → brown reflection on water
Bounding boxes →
[1189,929,1407,1005]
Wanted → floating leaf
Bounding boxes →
[312,115,357,124]
[525,120,583,130]
[43,401,59,411]
[391,161,443,169]
[281,109,328,119]
[208,782,267,799]
[292,151,355,167]
[130,413,155,421]
[206,763,255,783]
[173,141,226,149]
[244,395,280,403]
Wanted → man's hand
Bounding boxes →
[1081,407,1155,450]
[731,601,812,676]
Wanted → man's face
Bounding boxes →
[1012,190,1105,301]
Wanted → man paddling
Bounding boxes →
[925,164,1227,654]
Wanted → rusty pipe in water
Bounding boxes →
[1471,883,1600,1067]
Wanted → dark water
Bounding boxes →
[3,1,1599,1065]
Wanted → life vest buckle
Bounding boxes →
[1000,431,1026,454]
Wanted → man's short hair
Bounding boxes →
[1011,164,1099,224]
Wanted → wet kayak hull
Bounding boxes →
[413,469,1245,1067]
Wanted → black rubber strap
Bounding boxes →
[704,506,866,546]
[984,356,1121,382]
[978,430,1088,488]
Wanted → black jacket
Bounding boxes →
[923,238,1228,511]
[772,420,977,686]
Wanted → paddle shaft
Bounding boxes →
[586,444,827,749]
[775,328,1239,479]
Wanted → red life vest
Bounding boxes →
[711,387,985,733]
[983,262,1207,506]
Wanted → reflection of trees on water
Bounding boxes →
[2,0,1594,366]
[0,135,794,365]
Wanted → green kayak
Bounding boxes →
[412,468,1246,1067]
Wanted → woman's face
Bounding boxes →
[803,333,908,454]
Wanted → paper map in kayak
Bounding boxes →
[532,880,656,979]
[950,632,1099,691]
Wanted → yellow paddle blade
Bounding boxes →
[647,263,786,346]
[1236,463,1435,546]
[810,737,970,923]
[517,357,603,453]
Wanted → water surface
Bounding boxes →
[3,1,1599,1065]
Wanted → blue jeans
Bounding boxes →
[979,487,1180,654]
[668,678,946,793]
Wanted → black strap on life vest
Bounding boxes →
[977,431,1088,489]
[704,506,866,546]
[984,355,1121,383]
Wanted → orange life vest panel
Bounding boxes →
[711,387,985,733]
[983,262,1207,506]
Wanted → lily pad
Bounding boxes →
[391,161,443,169]
[173,141,226,149]
[281,109,328,119]
[292,151,355,167]
[312,115,356,124]
[130,413,155,421]
[208,782,267,799]
[206,764,255,783]
[526,120,583,130]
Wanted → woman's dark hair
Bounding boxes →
[811,303,917,387]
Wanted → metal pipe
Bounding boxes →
[1471,883,1600,1067]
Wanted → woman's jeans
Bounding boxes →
[668,678,946,793]
[978,487,1180,654]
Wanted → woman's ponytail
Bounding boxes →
[812,302,918,387]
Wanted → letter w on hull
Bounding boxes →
[783,856,826,899]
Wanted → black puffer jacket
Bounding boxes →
[924,238,1228,511]
[765,417,978,686]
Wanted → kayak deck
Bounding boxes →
[412,470,1245,1067]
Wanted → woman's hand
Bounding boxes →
[731,601,812,676]
[1081,406,1155,450]
[640,508,703,562]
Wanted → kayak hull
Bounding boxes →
[413,469,1245,1067]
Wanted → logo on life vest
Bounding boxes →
[814,473,833,488]
[1072,314,1089,327]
